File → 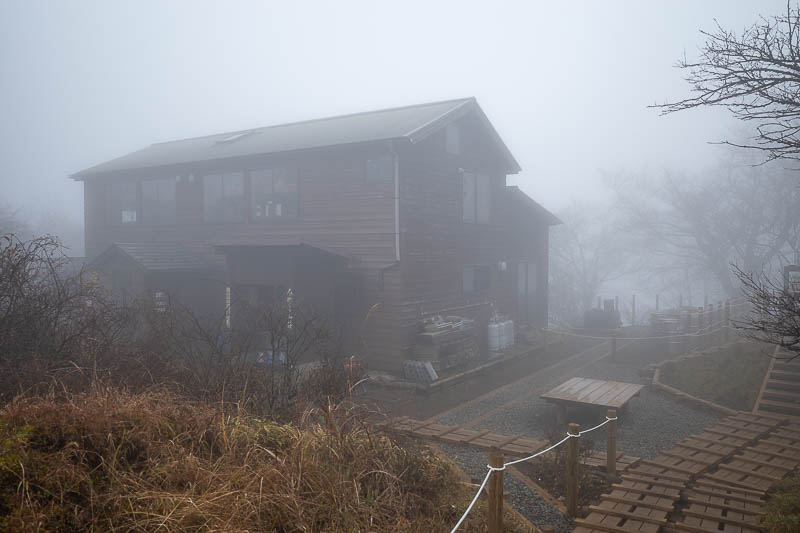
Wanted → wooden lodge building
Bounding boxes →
[74,98,560,372]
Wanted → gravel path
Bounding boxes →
[473,360,718,459]
[439,442,575,533]
[433,337,721,532]
[437,341,613,426]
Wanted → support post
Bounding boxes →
[631,294,636,326]
[566,423,580,517]
[724,300,730,341]
[697,306,704,349]
[607,409,617,475]
[488,449,504,533]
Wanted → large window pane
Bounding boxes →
[204,172,244,223]
[251,167,297,219]
[142,178,175,224]
[462,172,476,223]
[106,182,138,225]
[476,173,490,223]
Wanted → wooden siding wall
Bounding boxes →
[81,114,551,373]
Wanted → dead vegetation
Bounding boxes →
[0,387,523,532]
[0,234,531,531]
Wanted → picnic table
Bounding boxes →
[541,377,643,424]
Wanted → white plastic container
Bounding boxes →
[488,321,501,351]
[505,320,515,348]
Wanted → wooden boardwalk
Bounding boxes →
[389,417,548,457]
[753,348,800,421]
[574,411,798,533]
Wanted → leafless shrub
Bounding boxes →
[733,264,799,361]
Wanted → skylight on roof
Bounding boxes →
[217,131,257,144]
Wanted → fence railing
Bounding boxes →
[450,410,619,533]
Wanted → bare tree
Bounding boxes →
[549,204,632,325]
[658,2,800,162]
[734,265,799,361]
[610,159,800,298]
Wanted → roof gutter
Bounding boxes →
[391,141,400,262]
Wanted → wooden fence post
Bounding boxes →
[566,423,580,517]
[724,300,730,341]
[697,307,704,349]
[685,311,692,352]
[607,409,617,475]
[488,449,504,533]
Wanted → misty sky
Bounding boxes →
[0,1,789,254]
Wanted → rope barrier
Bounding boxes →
[449,415,616,532]
[548,324,734,341]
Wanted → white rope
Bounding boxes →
[449,415,616,532]
[448,469,492,533]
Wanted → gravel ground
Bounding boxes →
[439,442,575,533]
[473,360,719,459]
[437,342,612,426]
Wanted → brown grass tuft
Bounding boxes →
[0,388,528,532]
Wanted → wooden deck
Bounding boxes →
[541,377,644,409]
[541,377,644,423]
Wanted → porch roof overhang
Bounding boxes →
[89,242,212,273]
[212,240,350,263]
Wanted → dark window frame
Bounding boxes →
[105,181,139,226]
[462,264,491,294]
[462,171,491,224]
[249,166,299,221]
[203,171,245,223]
[141,177,177,225]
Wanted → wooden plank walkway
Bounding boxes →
[575,412,791,533]
[388,416,549,457]
[752,347,800,421]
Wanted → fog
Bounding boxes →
[1,0,789,256]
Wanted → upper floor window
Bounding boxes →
[106,182,138,225]
[204,172,244,223]
[142,178,176,225]
[463,264,490,294]
[462,172,490,224]
[366,155,394,182]
[445,123,460,154]
[251,167,298,219]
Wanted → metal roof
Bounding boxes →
[505,186,561,226]
[90,242,211,272]
[72,97,521,178]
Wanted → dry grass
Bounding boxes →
[0,387,528,532]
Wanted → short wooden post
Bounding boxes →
[631,294,636,326]
[566,423,580,517]
[606,409,617,475]
[724,300,730,341]
[697,306,704,348]
[487,449,504,533]
[543,328,548,354]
